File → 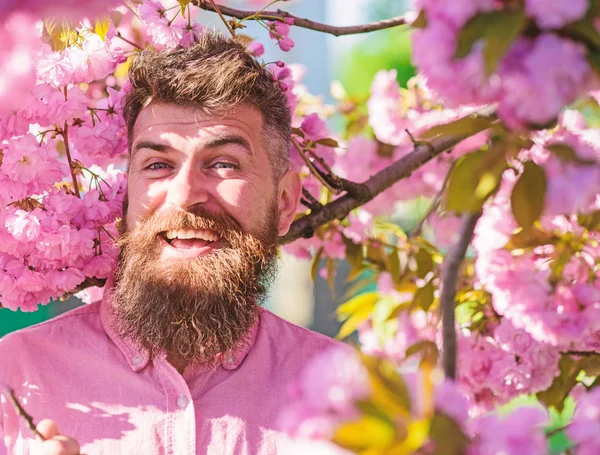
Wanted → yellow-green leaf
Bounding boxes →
[537,355,580,411]
[332,414,396,451]
[510,161,547,230]
[177,0,192,17]
[326,257,336,295]
[546,143,596,165]
[310,247,323,281]
[455,10,527,75]
[411,9,428,29]
[578,210,600,232]
[411,280,435,312]
[387,249,402,284]
[415,248,434,279]
[446,148,507,213]
[566,15,600,49]
[337,292,379,319]
[419,114,493,141]
[429,413,470,455]
[315,137,340,148]
[42,19,72,51]
[94,16,111,40]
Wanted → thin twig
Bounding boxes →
[61,122,81,199]
[4,387,46,441]
[301,188,323,211]
[409,160,456,238]
[208,0,236,37]
[291,136,341,195]
[59,277,107,301]
[306,149,371,200]
[440,213,481,380]
[193,1,407,36]
[115,31,143,50]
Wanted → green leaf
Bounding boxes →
[537,355,580,411]
[332,414,396,451]
[419,114,494,141]
[177,0,192,16]
[429,413,470,455]
[510,161,547,230]
[337,291,379,318]
[412,10,428,29]
[405,340,439,364]
[94,16,111,40]
[42,19,72,51]
[326,257,336,295]
[455,300,483,326]
[315,138,340,148]
[578,210,600,231]
[344,237,364,282]
[445,148,507,213]
[455,10,527,75]
[411,280,435,312]
[546,143,596,165]
[310,247,323,281]
[566,15,600,48]
[387,249,402,285]
[415,247,434,279]
[504,226,556,250]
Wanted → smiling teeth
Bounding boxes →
[165,229,219,242]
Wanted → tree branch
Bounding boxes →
[440,213,481,380]
[280,119,495,244]
[3,387,46,441]
[193,1,408,36]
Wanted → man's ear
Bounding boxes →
[276,170,302,236]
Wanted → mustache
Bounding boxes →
[122,207,243,237]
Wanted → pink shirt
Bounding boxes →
[0,288,339,454]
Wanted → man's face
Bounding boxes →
[126,102,288,256]
[111,102,300,366]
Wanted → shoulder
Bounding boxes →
[0,302,103,361]
[257,308,344,358]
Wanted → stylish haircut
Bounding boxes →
[122,30,291,179]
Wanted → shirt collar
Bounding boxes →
[99,272,261,373]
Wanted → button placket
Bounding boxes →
[176,394,189,409]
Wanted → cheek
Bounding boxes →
[125,180,162,224]
[214,180,265,218]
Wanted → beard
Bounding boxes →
[110,203,279,368]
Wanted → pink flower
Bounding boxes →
[268,21,295,52]
[499,34,591,127]
[278,346,370,438]
[367,70,406,145]
[469,406,549,455]
[247,41,265,57]
[568,387,600,455]
[300,113,329,142]
[0,13,39,116]
[525,0,588,29]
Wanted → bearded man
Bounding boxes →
[0,31,340,455]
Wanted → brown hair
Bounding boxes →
[122,30,291,179]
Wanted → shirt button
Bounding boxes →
[133,355,144,367]
[177,394,189,409]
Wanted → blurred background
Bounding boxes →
[0,0,415,339]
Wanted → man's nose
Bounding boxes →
[165,164,209,210]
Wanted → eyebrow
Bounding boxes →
[132,140,171,156]
[204,134,253,155]
[132,135,253,158]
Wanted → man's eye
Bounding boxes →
[211,161,238,170]
[145,162,170,171]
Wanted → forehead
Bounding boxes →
[132,102,264,141]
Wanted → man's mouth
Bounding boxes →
[158,229,221,251]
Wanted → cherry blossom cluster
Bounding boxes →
[412,0,599,129]
[279,346,557,454]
